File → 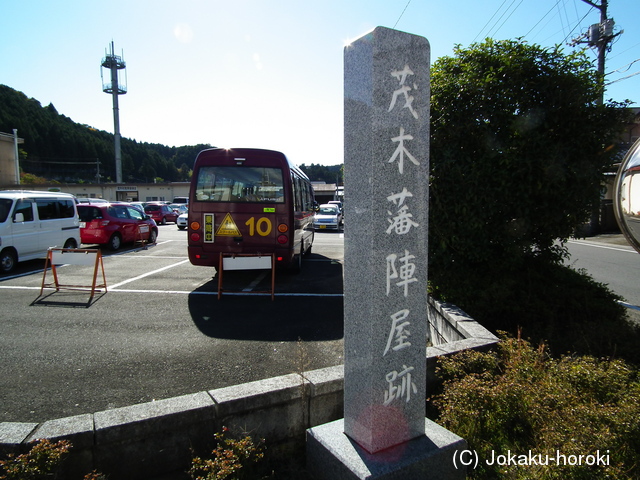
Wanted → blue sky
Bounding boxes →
[2,0,639,166]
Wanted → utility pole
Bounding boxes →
[573,0,622,104]
[572,1,624,234]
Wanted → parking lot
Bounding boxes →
[0,225,345,423]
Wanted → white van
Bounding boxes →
[0,190,80,274]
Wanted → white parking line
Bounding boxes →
[243,272,269,292]
[110,288,343,297]
[0,284,344,297]
[109,259,190,289]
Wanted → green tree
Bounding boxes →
[429,39,632,344]
[0,85,212,184]
[299,163,343,184]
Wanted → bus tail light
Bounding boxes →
[278,223,288,233]
[277,235,288,244]
[191,221,201,230]
[191,233,201,242]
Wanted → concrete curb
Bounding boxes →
[0,298,497,479]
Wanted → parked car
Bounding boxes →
[77,197,108,204]
[77,203,158,250]
[176,212,188,230]
[169,203,189,215]
[313,204,343,231]
[130,202,148,211]
[144,203,178,225]
[0,190,80,273]
[328,200,343,212]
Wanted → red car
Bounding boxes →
[78,203,158,250]
[144,203,178,225]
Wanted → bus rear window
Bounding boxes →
[195,166,285,203]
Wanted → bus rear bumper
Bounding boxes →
[188,246,220,268]
[188,246,295,270]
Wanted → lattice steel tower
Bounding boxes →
[101,41,127,183]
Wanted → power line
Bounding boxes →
[607,41,640,61]
[486,0,525,39]
[557,0,569,39]
[561,7,594,44]
[607,58,640,75]
[524,0,564,38]
[606,70,640,86]
[393,0,412,29]
[473,0,510,42]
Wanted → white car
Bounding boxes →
[177,212,188,230]
[313,204,343,231]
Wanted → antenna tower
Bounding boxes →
[101,41,127,183]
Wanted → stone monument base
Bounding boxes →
[306,418,467,480]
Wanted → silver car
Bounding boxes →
[313,204,343,231]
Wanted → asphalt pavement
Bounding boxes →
[2,228,636,423]
[0,227,346,423]
[567,231,640,325]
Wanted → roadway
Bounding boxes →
[0,226,345,423]
[566,234,640,310]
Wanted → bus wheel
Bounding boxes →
[304,234,313,256]
[290,246,303,274]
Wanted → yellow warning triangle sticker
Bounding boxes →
[216,213,241,236]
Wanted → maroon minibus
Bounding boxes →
[187,148,315,272]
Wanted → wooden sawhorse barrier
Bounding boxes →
[217,253,275,300]
[40,248,107,302]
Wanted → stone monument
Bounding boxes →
[306,26,466,479]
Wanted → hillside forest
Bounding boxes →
[0,85,343,185]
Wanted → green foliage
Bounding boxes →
[189,428,267,480]
[298,163,343,184]
[0,84,210,183]
[82,472,108,480]
[432,334,640,479]
[0,84,345,185]
[428,39,635,360]
[431,254,640,364]
[430,39,629,268]
[0,439,71,479]
[20,172,51,185]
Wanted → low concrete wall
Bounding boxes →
[0,299,498,479]
[427,297,500,384]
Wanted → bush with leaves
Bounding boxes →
[432,333,640,479]
[428,39,636,359]
[0,439,108,480]
[0,439,71,480]
[189,428,267,480]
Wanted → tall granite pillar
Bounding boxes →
[306,26,466,480]
[343,26,430,454]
